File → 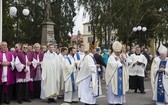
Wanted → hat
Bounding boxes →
[158,45,167,54]
[89,42,96,51]
[112,41,122,52]
[96,47,101,52]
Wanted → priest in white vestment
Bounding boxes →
[127,46,147,93]
[76,42,102,105]
[41,44,61,103]
[63,47,79,103]
[105,41,129,105]
[151,45,168,105]
[58,47,68,98]
[74,44,85,98]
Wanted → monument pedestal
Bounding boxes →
[41,21,56,45]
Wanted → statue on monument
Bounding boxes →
[44,0,52,22]
[41,0,57,46]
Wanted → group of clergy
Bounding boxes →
[0,42,44,105]
[0,40,167,105]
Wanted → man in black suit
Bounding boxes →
[94,47,106,79]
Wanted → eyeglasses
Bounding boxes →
[23,47,28,49]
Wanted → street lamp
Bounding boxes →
[142,27,147,32]
[10,6,29,17]
[133,26,147,46]
[22,8,30,16]
[9,7,17,16]
[137,26,142,31]
[159,8,162,12]
[9,3,30,42]
[133,27,137,32]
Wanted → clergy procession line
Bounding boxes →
[0,41,167,105]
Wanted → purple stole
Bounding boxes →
[0,51,14,85]
[16,51,35,79]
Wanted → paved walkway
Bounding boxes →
[2,78,155,105]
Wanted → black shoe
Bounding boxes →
[50,98,56,103]
[57,95,64,99]
[72,101,78,103]
[4,101,10,104]
[24,99,31,102]
[47,98,52,103]
[65,102,72,104]
[140,91,146,94]
[18,100,22,104]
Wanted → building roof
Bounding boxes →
[83,22,90,25]
[71,35,83,41]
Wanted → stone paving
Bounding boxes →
[2,78,155,105]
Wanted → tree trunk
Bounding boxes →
[104,26,107,49]
[107,26,111,49]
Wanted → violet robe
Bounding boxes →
[15,51,37,83]
[0,51,15,86]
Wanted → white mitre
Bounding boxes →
[158,44,167,54]
[112,41,122,52]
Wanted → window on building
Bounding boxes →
[88,37,93,43]
[88,26,91,32]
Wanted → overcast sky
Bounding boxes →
[72,5,89,35]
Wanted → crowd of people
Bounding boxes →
[0,41,167,105]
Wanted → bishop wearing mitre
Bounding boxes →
[105,41,129,105]
[151,45,168,105]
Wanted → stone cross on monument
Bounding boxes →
[41,0,57,46]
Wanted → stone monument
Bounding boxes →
[41,0,57,46]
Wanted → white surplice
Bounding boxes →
[127,53,147,77]
[15,55,37,83]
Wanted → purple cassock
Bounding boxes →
[0,51,14,85]
[33,51,44,81]
[33,51,44,63]
[15,51,36,79]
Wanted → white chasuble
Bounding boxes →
[41,51,61,99]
